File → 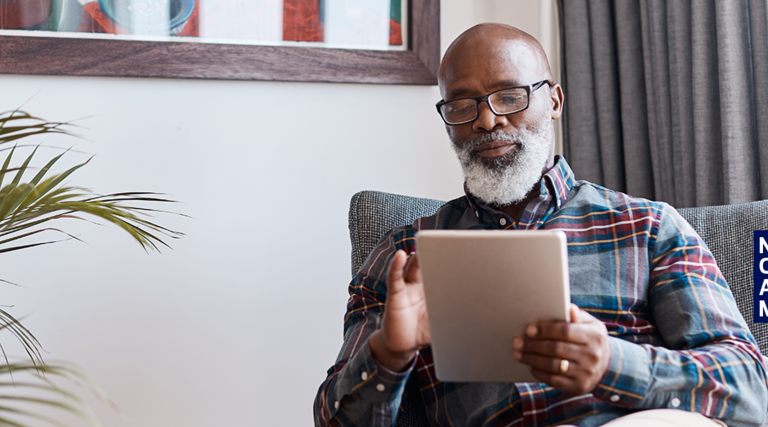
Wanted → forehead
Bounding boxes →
[439,39,542,100]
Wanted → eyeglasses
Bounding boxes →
[435,80,552,125]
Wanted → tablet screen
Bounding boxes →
[416,230,570,383]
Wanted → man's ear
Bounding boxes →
[550,84,564,120]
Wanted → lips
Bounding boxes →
[473,140,520,158]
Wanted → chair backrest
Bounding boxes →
[347,190,768,426]
[349,190,446,276]
[677,200,768,353]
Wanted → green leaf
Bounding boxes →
[0,109,183,427]
[0,111,182,255]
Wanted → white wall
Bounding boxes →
[0,2,558,426]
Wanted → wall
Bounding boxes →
[0,2,558,426]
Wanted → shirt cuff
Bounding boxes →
[592,336,651,407]
[328,336,416,421]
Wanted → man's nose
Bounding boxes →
[472,101,508,132]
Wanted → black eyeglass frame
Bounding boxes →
[435,80,553,125]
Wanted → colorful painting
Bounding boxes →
[0,0,405,50]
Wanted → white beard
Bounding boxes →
[450,121,553,206]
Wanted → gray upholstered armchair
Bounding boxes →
[348,190,768,427]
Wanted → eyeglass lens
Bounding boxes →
[441,87,529,124]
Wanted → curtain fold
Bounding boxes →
[559,0,768,207]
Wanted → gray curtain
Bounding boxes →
[558,0,768,207]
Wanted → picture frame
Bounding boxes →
[0,0,439,85]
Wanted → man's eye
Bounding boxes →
[447,102,475,115]
[499,95,523,106]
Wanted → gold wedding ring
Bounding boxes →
[560,359,570,374]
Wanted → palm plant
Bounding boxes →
[0,109,182,426]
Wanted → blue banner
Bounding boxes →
[755,231,768,323]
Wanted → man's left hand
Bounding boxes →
[513,304,611,396]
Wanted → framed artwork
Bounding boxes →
[0,0,439,84]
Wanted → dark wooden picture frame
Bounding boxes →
[0,0,439,85]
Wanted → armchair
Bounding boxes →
[348,190,768,427]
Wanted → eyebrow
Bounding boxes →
[446,79,526,100]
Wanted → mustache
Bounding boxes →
[458,131,521,152]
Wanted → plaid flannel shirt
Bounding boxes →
[314,156,768,427]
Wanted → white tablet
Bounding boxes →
[415,230,570,383]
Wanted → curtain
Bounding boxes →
[558,0,768,207]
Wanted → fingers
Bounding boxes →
[525,312,605,344]
[387,250,408,292]
[524,322,587,344]
[514,338,608,395]
[387,250,422,286]
[512,345,589,394]
[387,250,424,298]
[513,337,582,361]
[515,307,612,396]
[403,252,422,284]
[379,250,431,362]
[516,351,571,376]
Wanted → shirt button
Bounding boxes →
[670,397,681,408]
[334,400,340,409]
[610,394,620,403]
[376,384,386,392]
[499,218,507,226]
[361,371,368,381]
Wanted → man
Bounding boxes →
[314,24,768,427]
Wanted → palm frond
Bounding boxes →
[0,310,43,368]
[0,362,107,427]
[0,109,183,427]
[0,111,76,147]
[0,110,183,255]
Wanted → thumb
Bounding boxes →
[569,304,600,324]
[569,303,581,323]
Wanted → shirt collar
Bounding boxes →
[463,155,576,220]
[541,155,575,211]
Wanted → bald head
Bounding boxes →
[438,24,553,99]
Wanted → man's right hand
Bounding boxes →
[369,249,431,372]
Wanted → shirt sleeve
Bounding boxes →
[314,228,416,427]
[591,204,768,427]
